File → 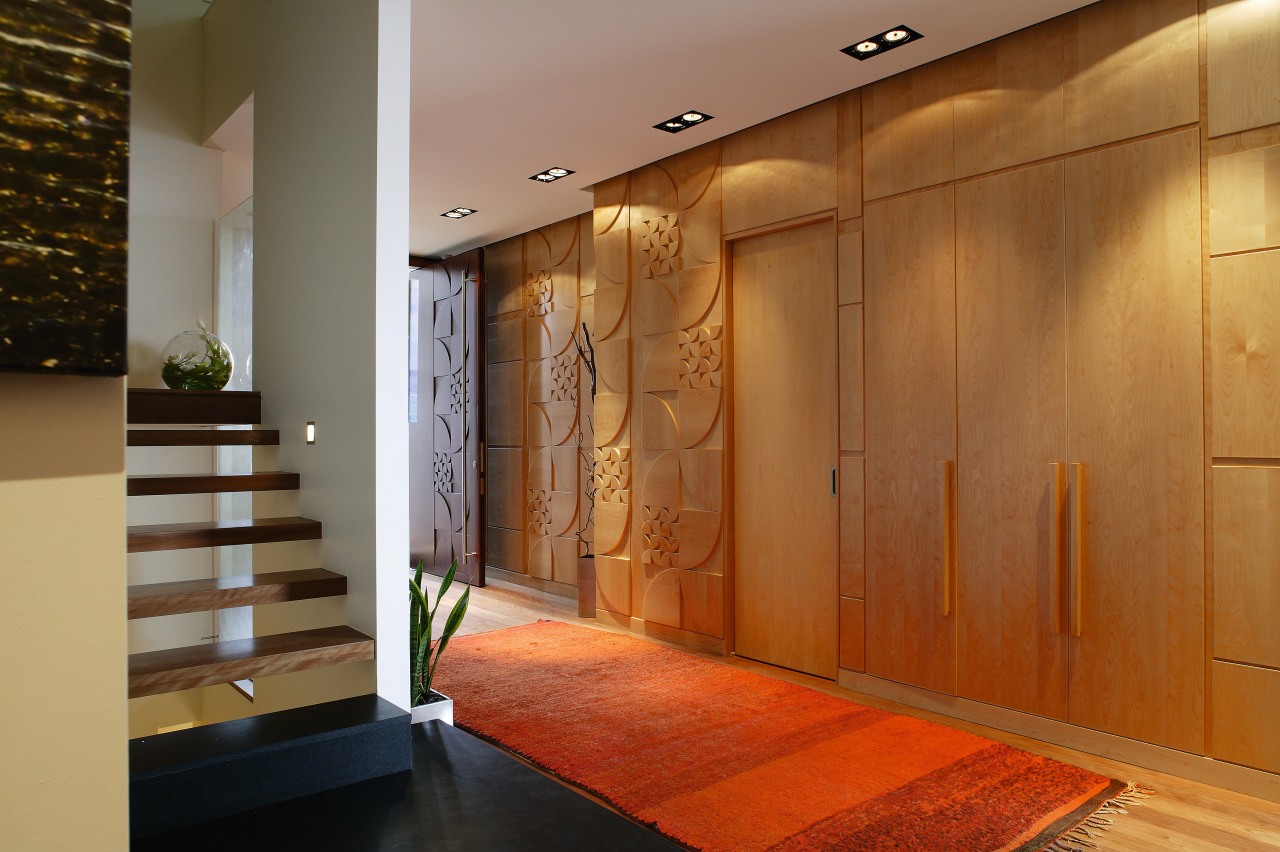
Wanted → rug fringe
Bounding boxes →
[1039,783,1154,852]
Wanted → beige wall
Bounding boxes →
[0,374,127,850]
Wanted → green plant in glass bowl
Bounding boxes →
[160,319,234,390]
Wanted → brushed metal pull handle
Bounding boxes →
[831,467,837,497]
[1050,462,1067,634]
[1071,462,1085,638]
[940,460,955,617]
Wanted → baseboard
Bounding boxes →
[486,566,576,599]
[838,669,1280,804]
[593,607,727,655]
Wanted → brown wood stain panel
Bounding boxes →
[839,596,865,672]
[840,456,865,599]
[1211,250,1280,457]
[126,429,280,447]
[838,304,864,453]
[864,186,958,695]
[127,626,374,698]
[1212,660,1280,774]
[955,162,1069,721]
[127,471,299,496]
[128,569,347,619]
[1207,0,1280,138]
[1213,465,1280,669]
[1064,129,1205,752]
[862,57,956,201]
[732,219,839,679]
[127,517,322,553]
[1208,144,1280,256]
[127,389,262,425]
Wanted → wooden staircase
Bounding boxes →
[126,388,374,700]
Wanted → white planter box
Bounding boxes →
[410,691,454,726]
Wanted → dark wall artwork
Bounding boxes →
[0,0,131,375]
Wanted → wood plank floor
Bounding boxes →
[426,574,1280,851]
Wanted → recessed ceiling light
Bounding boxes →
[841,25,922,60]
[654,110,715,134]
[529,167,575,183]
[441,207,476,219]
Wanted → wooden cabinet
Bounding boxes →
[955,162,1069,720]
[865,186,958,696]
[1064,130,1205,752]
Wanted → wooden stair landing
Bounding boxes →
[127,429,280,446]
[128,569,347,619]
[128,472,300,496]
[127,517,321,552]
[128,626,375,698]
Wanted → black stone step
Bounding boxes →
[129,694,411,838]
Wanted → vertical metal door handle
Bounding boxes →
[1071,462,1085,638]
[940,460,955,617]
[1050,462,1067,634]
[831,467,837,497]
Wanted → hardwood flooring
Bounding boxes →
[426,574,1280,851]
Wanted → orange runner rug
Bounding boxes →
[435,621,1148,852]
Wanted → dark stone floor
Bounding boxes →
[133,721,680,851]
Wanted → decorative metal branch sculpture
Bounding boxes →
[573,322,598,556]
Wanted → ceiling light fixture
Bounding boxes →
[529,167,576,183]
[441,207,476,219]
[655,110,715,134]
[841,25,922,60]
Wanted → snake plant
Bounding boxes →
[410,559,470,707]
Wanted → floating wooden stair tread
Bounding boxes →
[128,626,375,698]
[128,569,347,619]
[128,388,263,425]
[128,472,300,496]
[127,429,280,446]
[127,517,322,552]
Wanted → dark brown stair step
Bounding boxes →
[128,472,300,496]
[128,389,262,425]
[128,626,375,698]
[127,517,322,553]
[128,569,347,619]
[128,429,280,447]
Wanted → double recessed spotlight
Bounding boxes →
[654,110,714,134]
[841,25,922,60]
[530,167,575,183]
[440,207,477,219]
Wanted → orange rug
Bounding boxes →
[434,621,1148,852]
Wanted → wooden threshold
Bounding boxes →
[128,389,262,425]
[127,517,321,552]
[128,569,347,619]
[127,472,300,496]
[127,429,280,447]
[128,626,374,698]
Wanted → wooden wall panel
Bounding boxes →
[485,526,523,575]
[485,361,524,448]
[1062,0,1199,152]
[1064,129,1204,752]
[486,315,522,364]
[953,17,1066,179]
[862,57,955,201]
[1208,0,1280,138]
[839,597,865,672]
[485,236,524,317]
[837,91,862,221]
[1213,466,1280,669]
[865,186,958,695]
[1209,144,1280,256]
[1212,661,1280,774]
[1212,250,1280,457]
[955,162,1069,721]
[723,100,837,235]
[485,448,523,531]
[837,221,863,305]
[839,456,864,598]
[839,305,863,452]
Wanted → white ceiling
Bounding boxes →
[408,0,1098,259]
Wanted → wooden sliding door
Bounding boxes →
[864,186,958,695]
[732,219,839,679]
[955,163,1069,720]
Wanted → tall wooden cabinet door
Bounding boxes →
[733,220,840,679]
[865,186,959,695]
[1064,130,1205,752]
[955,163,1069,720]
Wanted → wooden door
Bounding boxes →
[732,219,839,679]
[864,186,959,695]
[409,251,486,585]
[1064,130,1204,752]
[955,163,1069,719]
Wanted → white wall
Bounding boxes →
[251,0,411,710]
[0,375,128,850]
